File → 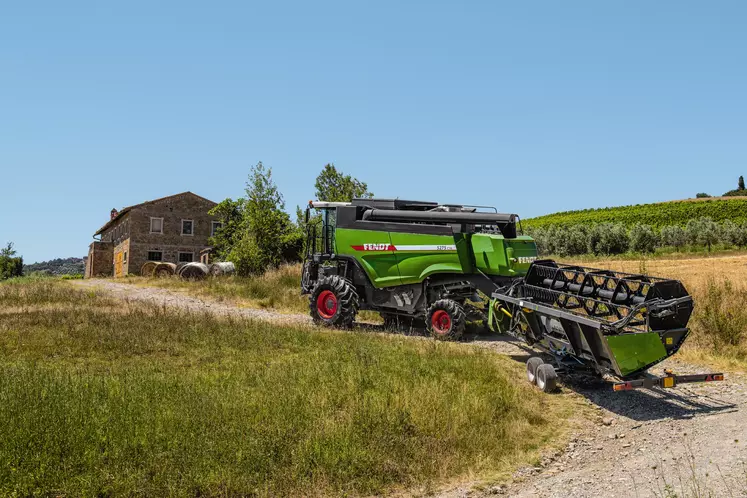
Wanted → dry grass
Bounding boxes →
[125,264,307,312]
[121,264,384,322]
[0,279,575,496]
[563,253,747,371]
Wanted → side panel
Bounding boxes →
[506,236,538,276]
[389,232,463,285]
[334,228,401,287]
[471,234,538,277]
[606,333,667,377]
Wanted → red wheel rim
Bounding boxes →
[431,310,451,334]
[317,290,338,319]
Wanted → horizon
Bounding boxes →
[3,1,746,263]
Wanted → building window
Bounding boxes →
[150,217,163,234]
[147,251,163,261]
[123,251,128,264]
[211,221,223,236]
[181,219,194,236]
[178,252,194,263]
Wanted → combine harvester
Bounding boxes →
[301,198,723,392]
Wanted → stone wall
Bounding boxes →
[85,241,113,278]
[127,193,218,275]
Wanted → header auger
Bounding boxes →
[301,198,722,392]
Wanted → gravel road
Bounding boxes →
[72,279,747,497]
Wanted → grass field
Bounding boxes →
[524,196,747,229]
[0,279,575,496]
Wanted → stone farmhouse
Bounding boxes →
[85,192,219,278]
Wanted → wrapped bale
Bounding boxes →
[154,262,177,277]
[209,262,236,276]
[179,262,209,280]
[141,261,158,277]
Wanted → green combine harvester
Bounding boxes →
[301,198,723,392]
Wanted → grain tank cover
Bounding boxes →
[351,198,439,211]
[362,209,516,225]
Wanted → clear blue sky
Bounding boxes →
[2,1,746,263]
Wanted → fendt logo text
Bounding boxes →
[350,243,393,251]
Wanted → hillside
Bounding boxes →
[24,257,85,275]
[524,197,747,229]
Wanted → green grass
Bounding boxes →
[0,279,572,496]
[524,197,747,229]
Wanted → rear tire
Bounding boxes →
[526,357,544,384]
[427,299,466,341]
[536,364,558,393]
[309,275,359,328]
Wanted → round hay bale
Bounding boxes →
[179,262,209,280]
[141,261,158,277]
[154,262,177,277]
[209,262,236,276]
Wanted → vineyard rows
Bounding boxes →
[524,197,747,229]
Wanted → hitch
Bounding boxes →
[613,370,724,391]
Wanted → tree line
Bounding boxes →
[527,217,747,256]
[208,162,372,275]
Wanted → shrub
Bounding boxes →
[695,192,711,198]
[556,225,588,256]
[0,243,23,281]
[227,235,265,276]
[629,223,658,253]
[685,217,720,250]
[587,223,629,255]
[660,225,688,250]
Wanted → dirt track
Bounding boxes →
[72,279,747,498]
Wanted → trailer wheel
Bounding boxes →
[536,364,558,393]
[309,275,359,328]
[427,299,466,340]
[526,357,544,384]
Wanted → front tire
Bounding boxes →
[309,275,359,328]
[427,299,466,340]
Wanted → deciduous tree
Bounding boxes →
[314,164,373,202]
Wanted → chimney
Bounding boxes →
[110,208,119,220]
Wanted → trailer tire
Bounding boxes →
[526,357,544,384]
[310,275,359,328]
[536,364,558,393]
[427,299,466,341]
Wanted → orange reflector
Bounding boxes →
[613,382,633,391]
[714,374,724,381]
[663,377,675,388]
